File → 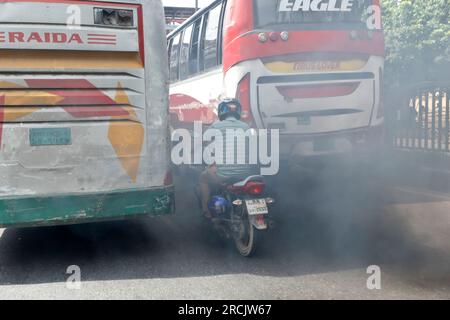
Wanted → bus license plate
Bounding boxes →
[30,128,72,146]
[245,199,268,216]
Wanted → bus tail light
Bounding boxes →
[236,73,254,126]
[269,32,279,42]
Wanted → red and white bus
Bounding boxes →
[167,0,385,162]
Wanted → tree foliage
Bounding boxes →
[382,0,450,88]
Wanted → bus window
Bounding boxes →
[179,24,193,80]
[202,4,222,71]
[189,18,203,76]
[169,33,181,82]
[167,38,173,68]
[254,0,372,28]
[217,0,227,67]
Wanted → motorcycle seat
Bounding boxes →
[231,175,265,188]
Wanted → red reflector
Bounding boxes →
[276,82,360,99]
[256,215,266,227]
[164,171,173,186]
[269,32,279,42]
[236,73,254,126]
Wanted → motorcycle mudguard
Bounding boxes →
[249,215,268,230]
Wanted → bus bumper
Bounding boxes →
[280,124,385,161]
[0,186,175,228]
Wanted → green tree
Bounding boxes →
[382,0,450,89]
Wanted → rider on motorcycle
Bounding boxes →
[200,98,257,218]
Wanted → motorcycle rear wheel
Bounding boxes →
[234,216,258,257]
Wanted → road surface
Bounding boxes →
[0,160,449,299]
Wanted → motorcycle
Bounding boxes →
[196,175,275,257]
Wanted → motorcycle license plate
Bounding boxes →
[245,199,268,216]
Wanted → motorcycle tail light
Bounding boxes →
[244,182,265,196]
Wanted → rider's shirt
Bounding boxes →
[209,117,258,179]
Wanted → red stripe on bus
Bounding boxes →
[87,38,117,41]
[26,79,130,118]
[62,106,129,118]
[87,40,116,43]
[87,34,116,38]
[87,39,116,42]
[87,42,116,45]
[137,5,145,67]
[48,90,117,105]
[223,30,385,72]
[0,0,139,9]
[26,79,96,89]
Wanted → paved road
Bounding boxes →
[0,160,449,299]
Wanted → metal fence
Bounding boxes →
[390,84,450,153]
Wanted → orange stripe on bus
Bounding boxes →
[108,83,144,183]
[0,50,143,69]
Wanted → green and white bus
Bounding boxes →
[0,0,174,228]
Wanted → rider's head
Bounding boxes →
[217,98,242,121]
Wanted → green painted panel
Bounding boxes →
[29,128,72,146]
[0,186,175,228]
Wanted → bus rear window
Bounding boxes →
[254,0,373,29]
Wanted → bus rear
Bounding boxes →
[223,0,385,160]
[0,0,173,227]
